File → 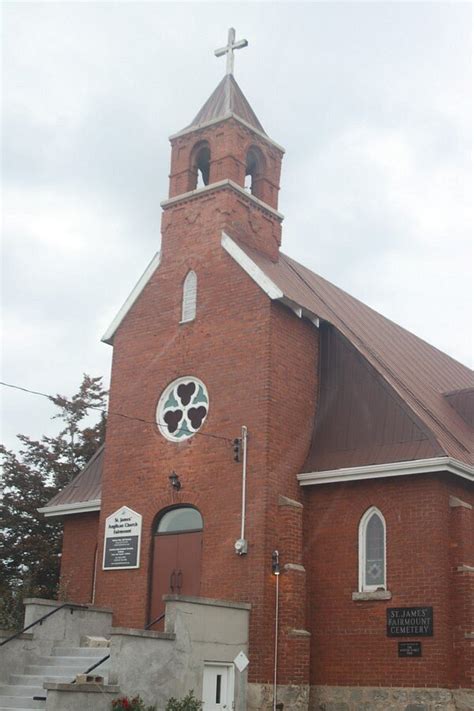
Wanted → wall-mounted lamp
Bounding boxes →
[272,550,280,576]
[169,471,182,491]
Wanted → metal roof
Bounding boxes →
[238,242,473,467]
[43,445,104,513]
[184,74,266,135]
[444,387,474,428]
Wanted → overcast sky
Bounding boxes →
[2,1,472,453]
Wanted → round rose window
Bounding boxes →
[156,376,209,442]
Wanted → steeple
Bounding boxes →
[181,28,265,135]
[185,74,266,136]
[163,29,285,261]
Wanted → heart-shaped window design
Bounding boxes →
[156,377,209,442]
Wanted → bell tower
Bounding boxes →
[161,28,285,262]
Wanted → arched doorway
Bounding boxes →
[148,506,203,629]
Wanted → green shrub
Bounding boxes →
[165,690,203,711]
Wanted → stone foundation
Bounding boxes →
[310,686,474,711]
[247,683,310,710]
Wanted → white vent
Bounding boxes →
[181,270,197,323]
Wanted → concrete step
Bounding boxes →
[51,646,108,657]
[0,689,42,699]
[9,677,50,688]
[29,655,106,667]
[3,639,111,711]
[0,698,44,709]
[8,678,44,688]
[24,664,105,677]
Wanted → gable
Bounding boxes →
[303,326,442,472]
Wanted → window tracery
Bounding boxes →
[156,376,209,442]
[359,507,386,591]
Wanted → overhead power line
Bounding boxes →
[0,380,232,445]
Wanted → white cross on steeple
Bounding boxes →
[214,28,248,76]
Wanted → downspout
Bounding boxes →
[240,425,248,542]
[273,558,280,711]
[91,545,98,604]
[234,425,248,555]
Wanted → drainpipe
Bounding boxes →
[234,425,248,555]
[91,545,98,604]
[273,552,280,711]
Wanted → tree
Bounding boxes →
[0,374,107,627]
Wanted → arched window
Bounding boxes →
[156,506,203,534]
[245,146,265,198]
[181,270,197,323]
[359,507,386,592]
[191,142,211,190]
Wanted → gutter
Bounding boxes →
[38,499,101,518]
[297,457,473,486]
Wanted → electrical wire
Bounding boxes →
[273,566,280,711]
[0,380,232,445]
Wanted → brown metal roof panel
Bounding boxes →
[444,388,474,428]
[237,241,472,464]
[46,446,103,507]
[310,440,442,473]
[186,74,266,134]
[304,326,442,472]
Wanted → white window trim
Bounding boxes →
[181,270,197,324]
[358,506,387,592]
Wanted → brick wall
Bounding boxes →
[448,476,474,689]
[304,472,474,688]
[60,512,99,604]
[89,172,315,687]
[85,134,323,686]
[169,117,283,212]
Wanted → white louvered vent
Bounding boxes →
[181,270,197,323]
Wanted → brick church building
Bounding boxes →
[41,30,473,711]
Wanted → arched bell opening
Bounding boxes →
[190,141,211,190]
[148,505,203,629]
[245,146,266,199]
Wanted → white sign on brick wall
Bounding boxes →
[103,506,142,570]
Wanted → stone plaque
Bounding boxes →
[398,642,422,657]
[387,607,433,637]
[103,506,142,570]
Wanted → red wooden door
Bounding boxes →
[149,530,202,629]
[176,531,202,596]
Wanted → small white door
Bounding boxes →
[202,663,234,710]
